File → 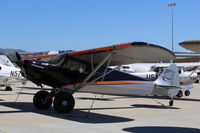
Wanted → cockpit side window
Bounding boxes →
[178,67,181,74]
[154,67,164,73]
[122,66,130,69]
[177,66,184,74]
[62,59,86,73]
[49,53,88,73]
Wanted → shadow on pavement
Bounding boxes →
[77,97,114,101]
[16,92,35,95]
[122,126,200,133]
[131,104,180,109]
[0,102,134,124]
[108,95,200,103]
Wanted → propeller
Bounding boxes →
[15,52,27,78]
[16,52,21,61]
[15,52,42,87]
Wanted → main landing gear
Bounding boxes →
[176,90,183,98]
[33,89,75,113]
[176,90,191,98]
[53,92,75,113]
[184,90,190,96]
[33,91,52,109]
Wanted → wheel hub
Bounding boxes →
[41,98,47,104]
[62,100,68,106]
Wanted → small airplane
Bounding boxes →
[116,63,200,97]
[16,42,180,114]
[0,55,26,91]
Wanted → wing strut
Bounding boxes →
[74,51,115,91]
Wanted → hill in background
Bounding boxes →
[0,48,74,63]
[0,48,27,63]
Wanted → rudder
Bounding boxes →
[154,64,180,87]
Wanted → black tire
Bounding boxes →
[184,90,190,96]
[33,91,52,110]
[5,86,12,91]
[53,92,75,113]
[169,100,174,106]
[176,90,183,98]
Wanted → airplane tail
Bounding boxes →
[0,55,15,67]
[154,64,180,87]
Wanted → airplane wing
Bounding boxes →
[179,40,200,53]
[185,65,200,71]
[22,42,175,66]
[68,42,175,66]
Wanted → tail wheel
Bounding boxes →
[184,90,190,96]
[53,92,75,113]
[33,91,52,109]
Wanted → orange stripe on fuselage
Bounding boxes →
[62,81,145,88]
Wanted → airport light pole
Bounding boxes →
[168,3,176,52]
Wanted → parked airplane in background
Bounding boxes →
[0,55,26,91]
[117,62,200,73]
[116,63,200,97]
[15,42,181,114]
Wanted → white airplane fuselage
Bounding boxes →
[0,64,23,86]
[78,81,178,97]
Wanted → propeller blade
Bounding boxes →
[15,52,27,79]
[16,52,21,61]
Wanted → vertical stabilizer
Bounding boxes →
[154,64,180,87]
[0,55,14,67]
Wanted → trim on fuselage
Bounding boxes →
[62,80,146,88]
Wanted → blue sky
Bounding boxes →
[0,0,199,52]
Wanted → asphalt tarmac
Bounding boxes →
[0,82,200,133]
